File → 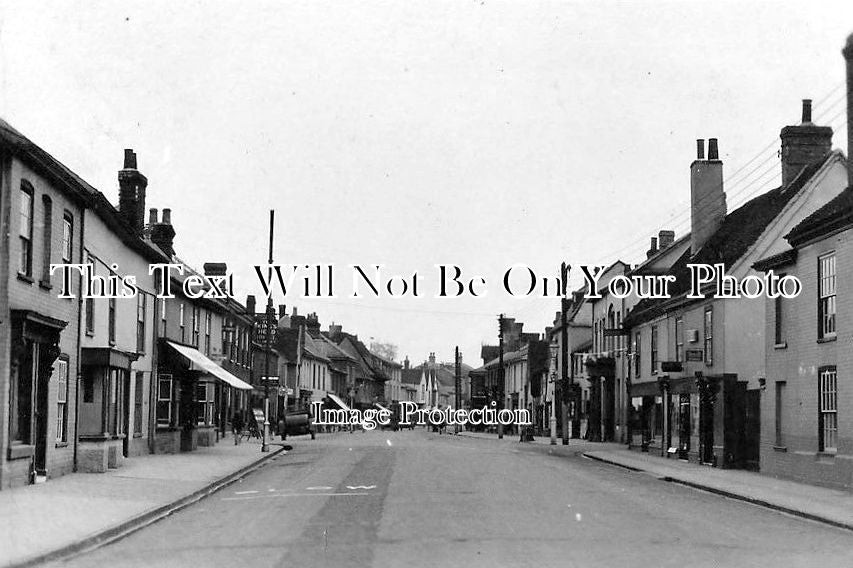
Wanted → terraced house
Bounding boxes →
[624,103,848,470]
[0,120,86,488]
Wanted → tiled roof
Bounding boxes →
[786,185,853,247]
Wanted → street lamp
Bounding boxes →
[550,371,557,445]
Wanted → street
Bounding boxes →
[44,429,853,568]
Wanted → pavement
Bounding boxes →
[457,429,853,531]
[39,428,853,568]
[5,429,853,567]
[0,433,288,568]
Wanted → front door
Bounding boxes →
[34,344,50,477]
[179,378,196,452]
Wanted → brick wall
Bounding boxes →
[762,229,853,489]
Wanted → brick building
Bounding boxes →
[756,186,853,487]
[1,119,86,487]
[625,108,847,469]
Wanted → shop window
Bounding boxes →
[157,375,174,426]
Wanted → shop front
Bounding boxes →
[154,340,252,453]
[631,373,752,468]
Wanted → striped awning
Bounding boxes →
[327,392,351,411]
[166,341,252,390]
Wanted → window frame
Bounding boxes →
[136,293,146,354]
[108,297,117,345]
[634,331,641,377]
[818,367,837,453]
[675,317,684,363]
[650,325,658,375]
[61,211,73,263]
[55,357,69,443]
[40,195,53,286]
[818,253,837,340]
[19,182,34,277]
[156,374,174,427]
[704,306,714,366]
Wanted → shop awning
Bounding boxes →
[327,392,350,411]
[166,341,253,390]
[374,402,392,414]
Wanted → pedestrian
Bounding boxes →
[232,411,244,445]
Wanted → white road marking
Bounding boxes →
[575,513,582,522]
[346,485,376,490]
[222,492,369,501]
[234,490,258,495]
[386,439,393,446]
[307,486,334,491]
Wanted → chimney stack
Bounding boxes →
[118,149,148,233]
[844,34,853,185]
[404,356,410,370]
[646,236,658,259]
[150,207,176,258]
[658,230,675,250]
[278,304,287,318]
[780,99,833,187]
[246,295,256,315]
[690,138,726,255]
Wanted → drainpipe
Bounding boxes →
[73,208,86,472]
[149,294,159,454]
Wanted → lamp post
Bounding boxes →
[550,371,557,445]
[261,210,275,453]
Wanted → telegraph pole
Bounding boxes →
[261,210,274,453]
[497,314,504,439]
[561,262,571,445]
[455,346,461,435]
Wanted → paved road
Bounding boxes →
[51,429,853,567]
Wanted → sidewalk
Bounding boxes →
[0,435,286,568]
[583,447,853,531]
[456,430,853,531]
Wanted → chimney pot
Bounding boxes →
[123,149,137,170]
[708,138,719,160]
[203,262,227,277]
[148,208,158,225]
[802,99,813,123]
[696,139,705,160]
[246,295,256,315]
[162,208,172,225]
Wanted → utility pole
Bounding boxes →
[498,314,504,439]
[261,210,274,453]
[455,346,461,435]
[561,262,571,445]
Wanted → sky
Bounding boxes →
[1,1,852,367]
